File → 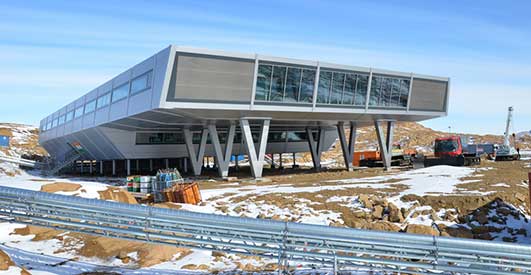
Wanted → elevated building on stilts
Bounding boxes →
[39,46,449,178]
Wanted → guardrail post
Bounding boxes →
[528,172,531,214]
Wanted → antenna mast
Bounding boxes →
[504,106,513,146]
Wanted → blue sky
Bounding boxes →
[1,0,530,134]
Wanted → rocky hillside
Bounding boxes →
[0,123,46,158]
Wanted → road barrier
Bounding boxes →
[0,185,531,274]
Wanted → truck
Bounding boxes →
[424,136,481,167]
[354,143,415,167]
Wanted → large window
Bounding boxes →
[369,75,410,108]
[58,115,66,125]
[130,71,152,95]
[255,63,316,104]
[66,111,74,122]
[46,121,52,130]
[74,106,84,118]
[112,82,129,103]
[317,70,369,106]
[84,100,96,114]
[97,93,111,109]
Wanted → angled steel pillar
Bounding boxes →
[126,159,131,176]
[306,127,326,171]
[337,121,357,171]
[240,118,270,178]
[374,120,395,171]
[112,160,116,176]
[184,127,209,176]
[209,123,236,178]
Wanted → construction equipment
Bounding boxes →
[496,106,520,161]
[424,136,481,167]
[354,143,414,167]
[2,185,531,274]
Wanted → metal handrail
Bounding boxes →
[0,185,530,274]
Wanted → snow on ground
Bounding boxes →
[0,170,111,199]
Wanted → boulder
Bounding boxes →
[372,205,384,219]
[358,194,373,208]
[404,224,439,236]
[388,203,404,223]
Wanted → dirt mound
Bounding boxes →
[11,225,191,268]
[77,235,191,267]
[40,182,81,193]
[98,187,137,204]
[12,225,63,241]
[0,249,15,270]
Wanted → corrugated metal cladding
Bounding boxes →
[409,78,448,112]
[0,135,9,147]
[167,53,254,103]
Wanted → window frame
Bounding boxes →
[111,82,130,103]
[96,92,111,109]
[130,70,152,96]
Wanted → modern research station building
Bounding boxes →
[39,45,449,178]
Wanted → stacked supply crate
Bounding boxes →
[163,182,202,205]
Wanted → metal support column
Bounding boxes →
[240,118,270,178]
[149,159,153,172]
[136,159,139,173]
[112,160,116,176]
[337,121,357,171]
[89,161,93,174]
[79,161,83,174]
[126,159,131,176]
[374,120,395,171]
[184,127,208,176]
[183,158,188,173]
[99,161,103,175]
[165,159,169,169]
[279,153,283,169]
[209,123,236,178]
[292,152,296,168]
[306,127,326,171]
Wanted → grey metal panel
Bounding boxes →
[99,80,113,96]
[409,78,448,112]
[132,55,155,78]
[168,54,254,103]
[74,97,85,108]
[83,112,96,128]
[151,46,172,109]
[72,117,83,132]
[63,121,73,135]
[109,99,128,120]
[127,91,152,116]
[85,88,98,102]
[94,106,110,125]
[113,69,131,87]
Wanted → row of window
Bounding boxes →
[43,71,152,131]
[136,131,318,145]
[369,76,410,107]
[254,63,411,108]
[316,70,369,106]
[255,64,316,103]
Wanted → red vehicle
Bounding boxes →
[424,136,481,167]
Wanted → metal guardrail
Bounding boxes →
[0,155,41,168]
[0,186,530,274]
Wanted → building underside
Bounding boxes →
[39,46,449,178]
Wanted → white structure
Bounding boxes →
[39,46,449,178]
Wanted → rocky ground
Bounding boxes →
[1,122,531,273]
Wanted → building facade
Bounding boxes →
[39,45,449,178]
